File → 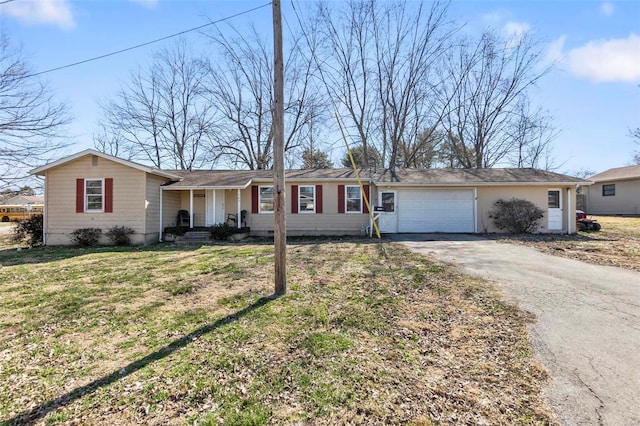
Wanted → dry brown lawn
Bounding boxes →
[0,240,555,425]
[494,216,640,271]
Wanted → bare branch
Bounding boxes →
[0,34,70,184]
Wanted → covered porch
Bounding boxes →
[159,186,248,241]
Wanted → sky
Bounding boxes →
[0,0,639,177]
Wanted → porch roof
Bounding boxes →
[162,170,270,189]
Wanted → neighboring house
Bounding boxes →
[585,165,640,215]
[31,149,587,245]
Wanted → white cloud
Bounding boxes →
[3,0,74,29]
[600,1,615,17]
[566,34,640,82]
[503,21,531,41]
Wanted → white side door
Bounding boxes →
[377,191,397,233]
[548,189,563,231]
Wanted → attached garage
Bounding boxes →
[397,189,475,233]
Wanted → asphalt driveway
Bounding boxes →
[389,234,640,426]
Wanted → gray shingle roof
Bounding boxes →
[370,168,586,185]
[589,165,640,182]
[163,167,586,189]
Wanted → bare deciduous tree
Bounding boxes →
[205,25,323,170]
[315,0,453,170]
[95,40,217,170]
[629,127,640,164]
[438,30,553,168]
[397,126,444,168]
[508,97,559,170]
[0,34,69,185]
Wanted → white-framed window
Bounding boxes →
[259,186,275,213]
[299,185,315,213]
[346,185,361,213]
[85,178,104,212]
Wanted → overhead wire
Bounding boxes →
[25,1,272,78]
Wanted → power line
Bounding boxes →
[0,0,19,5]
[26,2,272,78]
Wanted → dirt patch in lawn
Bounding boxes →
[492,216,640,272]
[0,241,554,425]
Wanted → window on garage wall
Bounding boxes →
[602,184,615,197]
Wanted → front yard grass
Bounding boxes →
[496,216,640,271]
[1,240,553,425]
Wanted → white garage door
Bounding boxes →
[398,189,475,233]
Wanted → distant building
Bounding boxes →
[585,165,640,215]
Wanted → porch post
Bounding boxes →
[567,188,572,234]
[237,189,241,229]
[212,189,216,225]
[189,189,194,229]
[159,187,163,242]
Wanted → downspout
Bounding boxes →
[473,187,478,233]
[159,187,163,242]
[189,189,194,229]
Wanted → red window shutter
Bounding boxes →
[316,185,323,214]
[104,178,113,213]
[76,178,84,213]
[251,186,259,214]
[338,185,345,214]
[362,184,370,214]
[291,185,299,214]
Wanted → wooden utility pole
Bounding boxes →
[273,0,287,295]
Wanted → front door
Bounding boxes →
[548,189,562,231]
[193,191,206,227]
[377,191,397,233]
[205,189,225,226]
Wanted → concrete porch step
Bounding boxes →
[181,231,211,241]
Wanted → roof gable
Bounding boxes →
[30,149,181,180]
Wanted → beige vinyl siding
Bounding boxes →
[44,155,149,245]
[476,186,571,233]
[250,182,370,236]
[178,190,206,226]
[144,174,169,243]
[586,179,640,215]
[223,189,247,226]
[161,190,182,229]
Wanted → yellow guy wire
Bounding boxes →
[334,112,381,239]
